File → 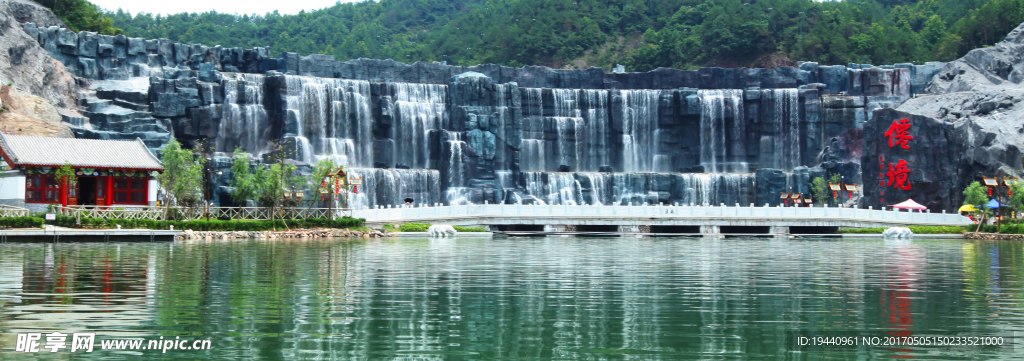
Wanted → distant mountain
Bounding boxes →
[103,0,1022,71]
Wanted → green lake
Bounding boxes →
[0,237,1021,360]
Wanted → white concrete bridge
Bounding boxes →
[353,203,972,235]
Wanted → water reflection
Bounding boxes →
[0,238,1020,360]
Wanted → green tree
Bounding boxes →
[54,162,77,207]
[811,176,828,207]
[157,139,206,219]
[43,0,122,35]
[1009,182,1024,223]
[828,173,842,206]
[228,148,257,206]
[963,181,989,233]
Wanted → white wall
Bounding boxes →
[0,171,26,201]
[149,177,159,206]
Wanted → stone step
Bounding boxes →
[113,99,150,112]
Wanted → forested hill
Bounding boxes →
[99,0,1024,72]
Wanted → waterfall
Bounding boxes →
[699,89,745,173]
[554,116,583,171]
[446,131,466,188]
[346,168,442,210]
[676,173,752,206]
[519,172,753,206]
[284,75,372,166]
[218,74,269,155]
[763,89,801,170]
[619,90,661,173]
[520,88,610,172]
[496,171,514,189]
[523,172,583,205]
[520,88,547,172]
[390,83,447,169]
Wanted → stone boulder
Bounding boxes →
[928,22,1024,94]
[0,7,77,109]
[882,226,914,239]
[859,109,963,212]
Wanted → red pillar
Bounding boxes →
[60,179,67,207]
[106,176,113,206]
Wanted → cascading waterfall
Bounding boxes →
[519,172,754,206]
[346,168,442,210]
[520,88,611,172]
[523,172,583,205]
[218,74,270,155]
[284,75,373,166]
[520,88,547,172]
[444,131,470,204]
[762,89,801,170]
[699,89,746,173]
[619,90,661,173]
[676,173,752,206]
[390,83,447,169]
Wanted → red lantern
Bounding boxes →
[353,186,357,194]
[989,187,993,196]
[848,191,852,198]
[833,191,837,198]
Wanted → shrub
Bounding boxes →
[453,226,487,232]
[398,223,431,232]
[0,217,44,229]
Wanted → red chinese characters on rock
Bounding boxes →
[884,118,914,149]
[886,160,912,190]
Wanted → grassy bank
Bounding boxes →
[840,226,968,234]
[387,223,488,232]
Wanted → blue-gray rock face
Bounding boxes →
[20,21,965,209]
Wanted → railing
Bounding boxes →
[351,203,973,226]
[58,206,165,221]
[0,205,30,218]
[56,206,352,221]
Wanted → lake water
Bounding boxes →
[0,237,1020,360]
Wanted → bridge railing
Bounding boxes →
[352,203,972,225]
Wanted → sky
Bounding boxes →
[90,0,363,16]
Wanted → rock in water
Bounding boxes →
[882,227,914,239]
[428,225,458,237]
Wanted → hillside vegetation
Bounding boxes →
[101,0,1024,71]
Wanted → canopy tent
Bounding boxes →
[987,199,1005,209]
[959,204,978,212]
[893,199,928,210]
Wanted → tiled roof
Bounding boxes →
[0,132,163,170]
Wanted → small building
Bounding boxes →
[0,132,163,212]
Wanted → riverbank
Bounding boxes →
[177,228,387,240]
[964,233,1024,241]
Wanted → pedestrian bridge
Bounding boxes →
[353,203,972,235]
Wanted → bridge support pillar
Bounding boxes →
[770,226,789,237]
[621,226,640,233]
[702,225,720,237]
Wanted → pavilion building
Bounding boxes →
[0,132,163,212]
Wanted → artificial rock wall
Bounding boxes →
[20,22,952,209]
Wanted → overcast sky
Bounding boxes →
[91,0,364,16]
